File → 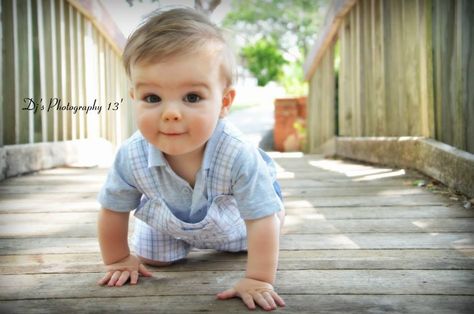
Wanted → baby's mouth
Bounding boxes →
[160,131,185,136]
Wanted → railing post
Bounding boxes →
[0,0,3,147]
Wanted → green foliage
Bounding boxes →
[241,39,286,86]
[281,59,308,96]
[224,0,327,57]
[224,0,328,94]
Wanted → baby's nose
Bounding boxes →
[162,103,182,121]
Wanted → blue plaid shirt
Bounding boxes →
[98,119,283,223]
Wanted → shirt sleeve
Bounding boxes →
[97,141,142,212]
[231,144,283,220]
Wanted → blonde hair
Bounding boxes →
[122,7,236,87]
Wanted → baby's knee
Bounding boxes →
[137,255,172,267]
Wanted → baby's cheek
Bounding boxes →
[137,114,158,136]
[192,118,216,139]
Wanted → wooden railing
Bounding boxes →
[304,0,474,154]
[0,0,133,148]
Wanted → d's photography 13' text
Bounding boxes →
[22,97,123,115]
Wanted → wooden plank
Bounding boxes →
[0,192,453,207]
[0,0,3,146]
[0,175,425,188]
[1,210,473,237]
[359,0,369,135]
[26,0,35,143]
[282,186,431,197]
[431,0,472,152]
[0,185,432,197]
[12,0,20,144]
[283,194,452,207]
[76,11,85,139]
[1,217,473,238]
[2,0,16,144]
[275,171,423,181]
[0,184,102,193]
[351,6,361,135]
[37,0,48,142]
[98,35,106,139]
[371,0,386,135]
[418,0,435,138]
[402,0,421,136]
[461,0,474,154]
[0,193,470,215]
[68,4,77,140]
[48,0,58,142]
[453,0,465,150]
[465,0,474,154]
[282,233,474,250]
[338,17,349,136]
[58,0,67,140]
[1,295,473,314]
[282,218,474,234]
[1,233,472,255]
[1,249,473,275]
[44,0,54,142]
[30,0,43,143]
[285,206,474,219]
[0,199,100,213]
[15,0,30,144]
[1,270,473,300]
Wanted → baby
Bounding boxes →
[97,7,285,311]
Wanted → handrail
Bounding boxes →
[67,0,126,54]
[303,0,357,80]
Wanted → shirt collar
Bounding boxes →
[202,118,226,170]
[146,118,226,169]
[147,143,167,167]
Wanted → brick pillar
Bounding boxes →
[273,97,307,152]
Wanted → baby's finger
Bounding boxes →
[262,291,277,310]
[97,272,113,285]
[216,288,237,300]
[241,293,256,310]
[138,264,153,277]
[252,293,271,311]
[130,271,139,285]
[270,291,286,307]
[107,271,122,287]
[115,271,130,287]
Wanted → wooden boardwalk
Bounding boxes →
[0,153,473,313]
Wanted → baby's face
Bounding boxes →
[129,48,233,157]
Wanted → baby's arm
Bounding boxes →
[97,208,152,286]
[217,214,285,311]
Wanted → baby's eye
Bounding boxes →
[144,94,161,103]
[184,93,201,103]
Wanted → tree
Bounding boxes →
[125,0,221,15]
[241,39,286,86]
[223,0,328,91]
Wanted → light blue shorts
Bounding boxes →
[131,195,247,262]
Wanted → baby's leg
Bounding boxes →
[132,218,191,265]
[277,207,285,231]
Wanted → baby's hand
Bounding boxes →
[97,254,153,287]
[216,277,286,311]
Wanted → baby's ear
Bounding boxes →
[220,88,236,118]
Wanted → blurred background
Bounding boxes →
[1,0,472,198]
